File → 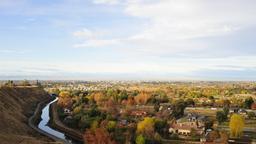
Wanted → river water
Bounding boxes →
[38,97,83,144]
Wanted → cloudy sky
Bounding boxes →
[1,0,256,80]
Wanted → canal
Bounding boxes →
[38,97,83,144]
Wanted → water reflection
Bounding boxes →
[38,97,82,144]
[38,97,67,140]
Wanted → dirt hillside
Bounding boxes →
[0,86,52,144]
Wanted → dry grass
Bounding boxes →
[0,86,53,143]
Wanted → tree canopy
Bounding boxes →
[229,114,244,138]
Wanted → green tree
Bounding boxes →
[216,111,227,124]
[107,121,117,132]
[244,97,254,109]
[248,112,255,119]
[154,119,167,136]
[186,98,195,106]
[136,135,145,144]
[223,107,229,116]
[171,100,187,119]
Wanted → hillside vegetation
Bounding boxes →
[0,86,51,144]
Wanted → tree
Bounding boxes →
[229,114,244,138]
[248,112,255,119]
[219,131,229,144]
[186,98,195,106]
[223,107,229,116]
[135,92,152,105]
[154,119,167,136]
[204,118,214,131]
[171,100,187,119]
[244,97,254,109]
[216,111,227,124]
[137,117,155,137]
[223,100,231,108]
[4,80,14,87]
[127,96,136,106]
[107,121,117,132]
[58,91,73,108]
[136,135,145,144]
[208,130,220,142]
[91,92,105,104]
[118,90,128,101]
[84,128,116,144]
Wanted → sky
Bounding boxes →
[1,0,256,81]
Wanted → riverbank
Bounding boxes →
[50,102,84,143]
[29,96,68,144]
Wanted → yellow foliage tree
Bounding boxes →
[137,117,155,137]
[229,114,244,138]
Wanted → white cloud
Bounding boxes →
[76,0,255,53]
[1,56,256,75]
[73,28,120,48]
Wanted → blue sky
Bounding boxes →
[1,0,256,80]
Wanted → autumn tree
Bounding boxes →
[136,135,145,144]
[137,117,155,137]
[208,130,220,142]
[84,128,116,144]
[107,121,117,132]
[91,92,105,105]
[219,131,229,144]
[229,114,244,138]
[57,91,73,108]
[135,92,152,105]
[127,96,136,106]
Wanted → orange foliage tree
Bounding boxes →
[134,92,152,105]
[84,128,116,144]
[57,91,73,108]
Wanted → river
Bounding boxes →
[38,97,83,144]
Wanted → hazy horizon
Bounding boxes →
[1,0,256,80]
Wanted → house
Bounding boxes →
[251,103,256,110]
[159,103,172,111]
[64,108,71,115]
[238,109,248,117]
[229,108,238,114]
[118,119,128,126]
[169,113,206,136]
[130,110,147,117]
